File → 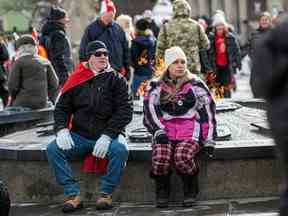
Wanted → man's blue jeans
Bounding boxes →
[46,132,129,197]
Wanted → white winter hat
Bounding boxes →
[212,13,228,27]
[164,46,187,69]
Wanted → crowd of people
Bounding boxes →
[0,0,278,109]
[0,0,287,215]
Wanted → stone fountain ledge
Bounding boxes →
[0,100,281,203]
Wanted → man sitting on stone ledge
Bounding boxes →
[46,40,133,213]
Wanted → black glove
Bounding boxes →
[203,146,215,159]
[154,130,169,144]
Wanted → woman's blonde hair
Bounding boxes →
[158,68,195,83]
[116,14,134,33]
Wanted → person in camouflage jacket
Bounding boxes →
[156,0,209,75]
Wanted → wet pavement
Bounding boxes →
[232,74,253,100]
[10,197,279,216]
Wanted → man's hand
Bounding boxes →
[92,134,112,158]
[56,128,74,150]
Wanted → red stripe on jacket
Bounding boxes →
[60,62,108,173]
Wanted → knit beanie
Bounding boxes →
[259,11,272,20]
[48,7,68,21]
[101,0,117,14]
[136,19,150,31]
[86,40,108,58]
[212,14,228,27]
[15,35,36,50]
[164,46,187,69]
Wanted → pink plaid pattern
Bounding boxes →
[174,141,200,175]
[151,140,200,175]
[151,144,173,175]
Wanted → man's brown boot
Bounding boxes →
[62,195,83,213]
[96,193,113,210]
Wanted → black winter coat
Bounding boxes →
[0,42,9,105]
[41,21,74,86]
[0,43,9,64]
[54,69,133,140]
[79,19,129,73]
[202,32,241,73]
[148,20,160,38]
[131,34,156,76]
[247,27,271,58]
[250,20,288,212]
[251,18,288,135]
[0,43,9,84]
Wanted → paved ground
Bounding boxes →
[10,197,279,216]
[232,74,253,100]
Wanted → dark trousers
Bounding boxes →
[216,65,232,98]
[267,108,288,215]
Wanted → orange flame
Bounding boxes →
[137,80,149,96]
[138,56,148,65]
[154,58,166,77]
[135,57,166,96]
[214,86,225,100]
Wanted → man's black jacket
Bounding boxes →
[54,69,133,140]
[41,21,74,86]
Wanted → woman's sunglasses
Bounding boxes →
[93,51,109,57]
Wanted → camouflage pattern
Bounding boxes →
[156,0,209,74]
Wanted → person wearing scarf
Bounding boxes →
[143,46,216,208]
[46,40,133,213]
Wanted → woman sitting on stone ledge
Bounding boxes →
[143,46,217,208]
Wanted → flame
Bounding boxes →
[205,72,234,100]
[137,50,149,65]
[211,85,234,100]
[214,86,225,100]
[137,80,149,96]
[154,57,166,77]
[138,57,148,65]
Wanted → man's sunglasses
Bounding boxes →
[93,51,109,57]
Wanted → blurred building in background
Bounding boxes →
[186,0,284,41]
[0,0,286,46]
